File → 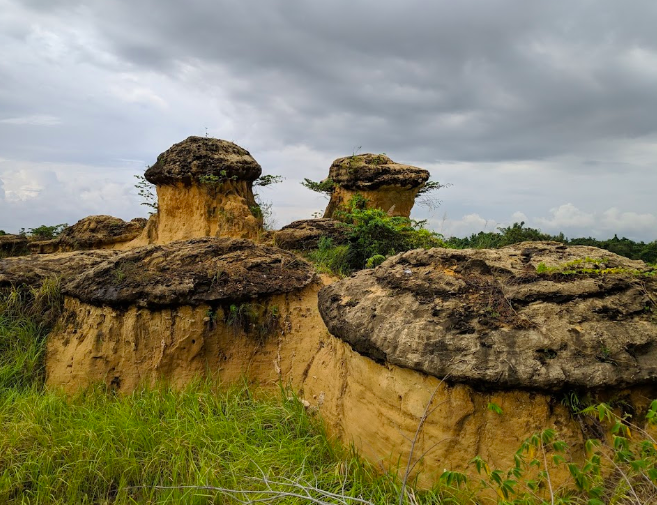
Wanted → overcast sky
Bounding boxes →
[1,0,655,241]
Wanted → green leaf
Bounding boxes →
[487,402,504,415]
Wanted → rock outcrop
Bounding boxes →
[0,234,28,257]
[138,136,264,243]
[47,237,318,391]
[274,219,349,250]
[0,250,119,288]
[318,242,657,391]
[29,216,147,254]
[323,153,430,218]
[41,239,657,486]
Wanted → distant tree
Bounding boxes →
[24,224,68,240]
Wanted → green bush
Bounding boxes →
[19,223,68,240]
[336,196,444,272]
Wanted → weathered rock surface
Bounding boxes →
[274,219,349,250]
[324,154,430,218]
[46,275,588,487]
[144,136,262,185]
[318,242,657,391]
[65,237,316,308]
[328,153,429,190]
[0,250,119,288]
[135,136,264,243]
[29,216,147,254]
[0,234,29,257]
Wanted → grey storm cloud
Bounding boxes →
[80,0,657,161]
[0,0,656,240]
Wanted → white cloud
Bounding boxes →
[601,208,657,235]
[432,213,501,238]
[533,204,656,241]
[0,159,145,233]
[0,114,61,126]
[535,203,596,229]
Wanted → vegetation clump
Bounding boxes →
[306,195,444,276]
[18,223,68,241]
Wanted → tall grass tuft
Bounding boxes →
[0,277,62,391]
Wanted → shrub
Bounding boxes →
[305,196,444,276]
[20,223,68,240]
[336,197,444,272]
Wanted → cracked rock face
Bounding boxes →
[323,153,430,219]
[65,237,317,308]
[318,242,657,391]
[145,136,262,185]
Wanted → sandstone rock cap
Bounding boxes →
[144,136,262,185]
[318,242,657,391]
[0,250,120,288]
[328,154,429,190]
[66,237,317,308]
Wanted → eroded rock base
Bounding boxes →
[132,181,262,245]
[47,282,598,486]
[324,186,421,218]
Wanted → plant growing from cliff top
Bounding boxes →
[254,174,283,187]
[134,174,158,214]
[253,174,283,231]
[301,177,336,198]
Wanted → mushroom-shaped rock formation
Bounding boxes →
[319,242,657,391]
[0,234,29,257]
[323,153,429,219]
[30,216,147,254]
[274,218,349,250]
[141,136,264,243]
[46,237,320,392]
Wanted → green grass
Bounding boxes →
[306,240,351,277]
[0,383,414,504]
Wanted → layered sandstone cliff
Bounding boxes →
[37,236,657,486]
